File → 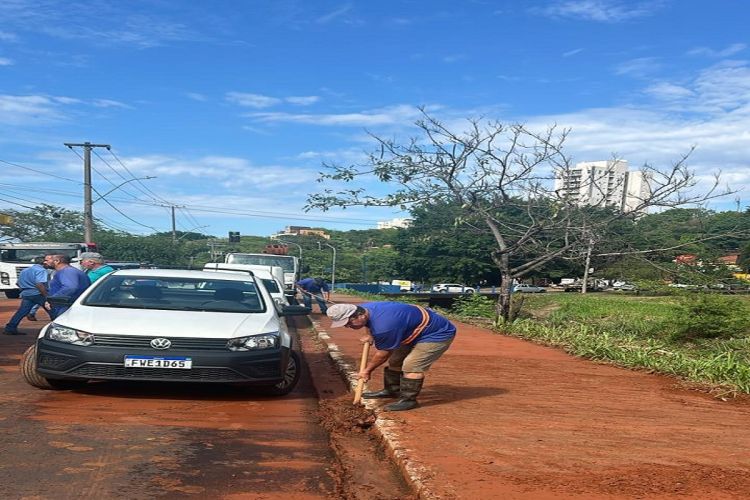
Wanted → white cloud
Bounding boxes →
[614,57,661,77]
[92,98,130,109]
[535,0,663,23]
[0,57,13,66]
[644,82,694,101]
[247,104,424,127]
[185,92,208,102]
[0,94,66,124]
[315,3,353,24]
[226,92,282,108]
[562,48,584,58]
[286,95,320,105]
[687,43,747,59]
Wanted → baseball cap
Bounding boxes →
[327,303,358,328]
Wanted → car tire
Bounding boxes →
[20,345,88,390]
[465,289,475,293]
[5,290,20,299]
[260,350,301,396]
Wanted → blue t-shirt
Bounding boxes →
[362,302,456,350]
[49,266,91,300]
[296,277,329,294]
[17,264,48,297]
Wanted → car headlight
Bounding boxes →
[46,324,94,346]
[227,333,279,351]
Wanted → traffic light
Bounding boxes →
[228,231,240,243]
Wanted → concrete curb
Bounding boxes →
[312,320,439,500]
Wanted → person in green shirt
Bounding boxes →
[80,252,115,283]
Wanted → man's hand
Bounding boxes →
[357,369,371,382]
[359,334,373,344]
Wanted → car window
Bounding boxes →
[82,275,266,312]
[261,278,281,294]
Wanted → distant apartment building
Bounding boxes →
[272,226,330,239]
[377,217,412,229]
[553,160,651,214]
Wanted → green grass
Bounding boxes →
[469,292,750,395]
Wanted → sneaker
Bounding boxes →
[26,314,37,321]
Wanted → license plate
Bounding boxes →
[124,356,192,369]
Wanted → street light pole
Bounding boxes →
[318,242,336,290]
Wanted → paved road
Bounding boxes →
[0,298,337,499]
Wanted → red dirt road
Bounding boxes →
[0,300,353,499]
[317,294,750,499]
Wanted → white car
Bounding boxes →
[21,269,309,395]
[431,283,475,293]
[512,284,546,293]
[203,263,289,306]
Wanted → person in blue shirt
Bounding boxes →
[3,257,49,335]
[296,277,330,314]
[43,253,91,319]
[327,301,457,411]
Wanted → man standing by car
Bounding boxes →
[3,257,49,335]
[327,301,456,411]
[296,276,330,314]
[79,252,115,283]
[44,254,91,319]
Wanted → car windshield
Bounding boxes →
[261,278,281,294]
[82,275,266,313]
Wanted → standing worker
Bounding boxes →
[296,276,330,314]
[327,301,456,411]
[3,257,49,335]
[79,252,115,283]
[44,254,91,319]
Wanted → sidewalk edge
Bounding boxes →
[312,320,438,500]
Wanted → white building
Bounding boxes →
[554,160,651,214]
[377,217,412,229]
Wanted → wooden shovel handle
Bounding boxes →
[353,341,371,405]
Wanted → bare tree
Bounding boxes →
[306,110,730,322]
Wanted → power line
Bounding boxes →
[0,158,80,184]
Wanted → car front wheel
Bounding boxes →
[260,350,301,396]
[20,344,88,390]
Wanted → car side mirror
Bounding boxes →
[47,295,74,306]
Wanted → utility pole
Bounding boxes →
[171,206,177,243]
[64,141,110,243]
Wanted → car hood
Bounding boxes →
[53,305,280,338]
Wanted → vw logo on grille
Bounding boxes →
[150,338,171,349]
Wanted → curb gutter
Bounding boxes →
[312,320,439,500]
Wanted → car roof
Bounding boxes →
[110,268,255,281]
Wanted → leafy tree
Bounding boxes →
[307,110,729,322]
[0,204,102,241]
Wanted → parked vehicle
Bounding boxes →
[21,269,310,395]
[224,252,300,294]
[612,282,637,291]
[431,283,475,293]
[0,241,96,298]
[513,284,546,293]
[203,263,289,305]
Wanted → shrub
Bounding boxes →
[669,293,750,342]
[452,293,495,319]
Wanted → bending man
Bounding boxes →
[327,301,456,411]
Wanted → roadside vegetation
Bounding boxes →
[451,292,750,396]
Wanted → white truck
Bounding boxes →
[224,253,300,296]
[203,263,290,305]
[0,242,95,298]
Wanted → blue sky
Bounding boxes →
[1,0,748,238]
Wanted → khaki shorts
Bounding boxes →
[387,336,455,373]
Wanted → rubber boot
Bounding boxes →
[384,377,423,411]
[363,368,400,399]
